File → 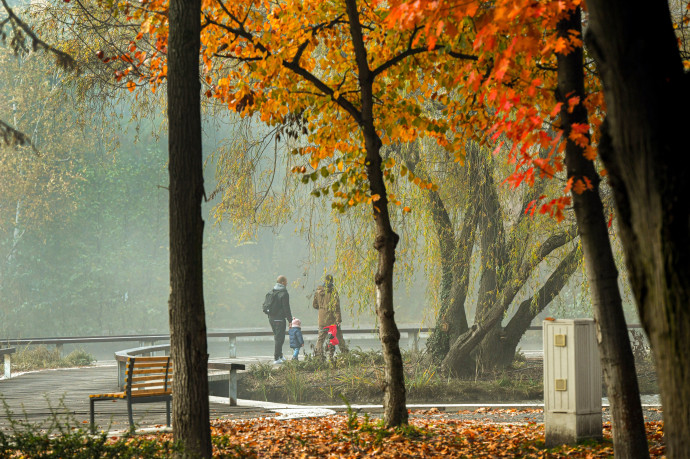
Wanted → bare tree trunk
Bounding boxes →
[167,0,212,455]
[345,0,407,427]
[585,1,690,456]
[558,8,649,457]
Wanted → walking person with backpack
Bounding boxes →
[263,275,293,364]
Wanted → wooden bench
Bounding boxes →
[89,356,172,433]
[1,347,16,379]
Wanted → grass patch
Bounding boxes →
[239,347,658,405]
[238,348,544,404]
[11,346,95,372]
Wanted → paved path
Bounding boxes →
[0,362,273,434]
[0,361,664,435]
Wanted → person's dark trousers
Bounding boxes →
[270,319,286,360]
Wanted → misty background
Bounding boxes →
[0,14,640,343]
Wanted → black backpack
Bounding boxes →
[262,290,278,315]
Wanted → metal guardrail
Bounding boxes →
[1,323,644,362]
[1,325,432,359]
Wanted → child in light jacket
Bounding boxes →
[289,318,304,360]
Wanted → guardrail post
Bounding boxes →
[56,343,63,357]
[228,335,237,359]
[409,330,419,352]
[3,354,10,379]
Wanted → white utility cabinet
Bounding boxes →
[543,318,602,447]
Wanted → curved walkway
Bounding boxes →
[0,361,273,434]
[0,360,664,435]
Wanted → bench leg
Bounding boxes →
[166,400,171,427]
[127,399,134,432]
[90,399,96,434]
[229,369,238,406]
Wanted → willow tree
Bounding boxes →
[397,140,580,373]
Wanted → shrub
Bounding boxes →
[0,398,182,458]
[11,346,95,372]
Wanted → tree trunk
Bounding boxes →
[443,227,577,374]
[167,0,212,456]
[585,1,690,456]
[498,244,580,367]
[558,8,649,457]
[402,144,479,362]
[423,187,476,362]
[345,0,407,427]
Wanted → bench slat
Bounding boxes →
[127,356,170,363]
[130,381,173,390]
[129,374,174,383]
[130,388,172,397]
[129,368,172,376]
[90,393,126,399]
[127,361,171,369]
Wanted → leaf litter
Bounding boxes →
[129,409,665,457]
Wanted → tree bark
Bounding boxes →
[422,178,476,362]
[442,226,577,374]
[344,0,407,427]
[498,244,580,367]
[558,8,648,457]
[585,1,690,456]
[167,0,212,456]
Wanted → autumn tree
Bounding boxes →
[165,0,212,454]
[113,0,482,426]
[585,0,690,456]
[556,7,648,456]
[385,0,651,455]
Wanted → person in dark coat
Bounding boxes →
[269,275,292,364]
[289,318,304,361]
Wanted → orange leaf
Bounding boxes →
[573,179,587,194]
